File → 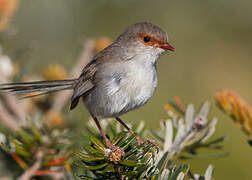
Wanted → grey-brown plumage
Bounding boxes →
[70,22,172,112]
[0,22,174,150]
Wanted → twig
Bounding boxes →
[0,67,26,127]
[18,150,44,180]
[0,177,12,180]
[167,117,204,155]
[47,167,72,180]
[51,39,95,111]
[3,94,26,125]
[0,102,20,131]
[71,39,96,77]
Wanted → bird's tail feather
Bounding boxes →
[0,79,77,98]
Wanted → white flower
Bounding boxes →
[0,55,13,79]
[0,133,6,144]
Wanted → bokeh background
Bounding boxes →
[1,0,252,179]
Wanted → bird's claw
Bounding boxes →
[135,137,159,150]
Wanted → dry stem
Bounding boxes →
[18,150,44,180]
[51,39,95,111]
[3,94,26,125]
[0,103,20,131]
[167,117,204,155]
[0,67,26,129]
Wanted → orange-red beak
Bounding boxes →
[160,43,175,51]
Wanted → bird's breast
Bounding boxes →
[123,60,158,107]
[83,55,158,118]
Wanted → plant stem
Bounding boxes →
[167,117,204,155]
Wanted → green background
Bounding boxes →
[1,0,252,179]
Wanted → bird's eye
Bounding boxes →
[143,36,150,43]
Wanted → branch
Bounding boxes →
[0,102,20,131]
[46,167,72,180]
[18,150,44,180]
[0,177,12,180]
[167,117,204,155]
[51,39,95,111]
[0,60,26,127]
[3,94,26,125]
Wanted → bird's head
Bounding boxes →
[116,22,175,58]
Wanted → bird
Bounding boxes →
[0,22,174,153]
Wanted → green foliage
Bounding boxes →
[72,99,226,179]
[158,101,228,160]
[0,119,72,176]
[0,96,226,179]
[73,119,157,179]
[74,132,158,179]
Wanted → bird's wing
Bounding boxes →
[70,43,118,110]
[70,57,99,110]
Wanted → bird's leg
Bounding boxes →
[91,114,125,161]
[115,117,158,147]
[91,114,115,149]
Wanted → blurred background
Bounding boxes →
[0,0,252,179]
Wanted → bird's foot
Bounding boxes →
[136,136,159,149]
[105,141,125,163]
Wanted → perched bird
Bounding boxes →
[0,22,174,153]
